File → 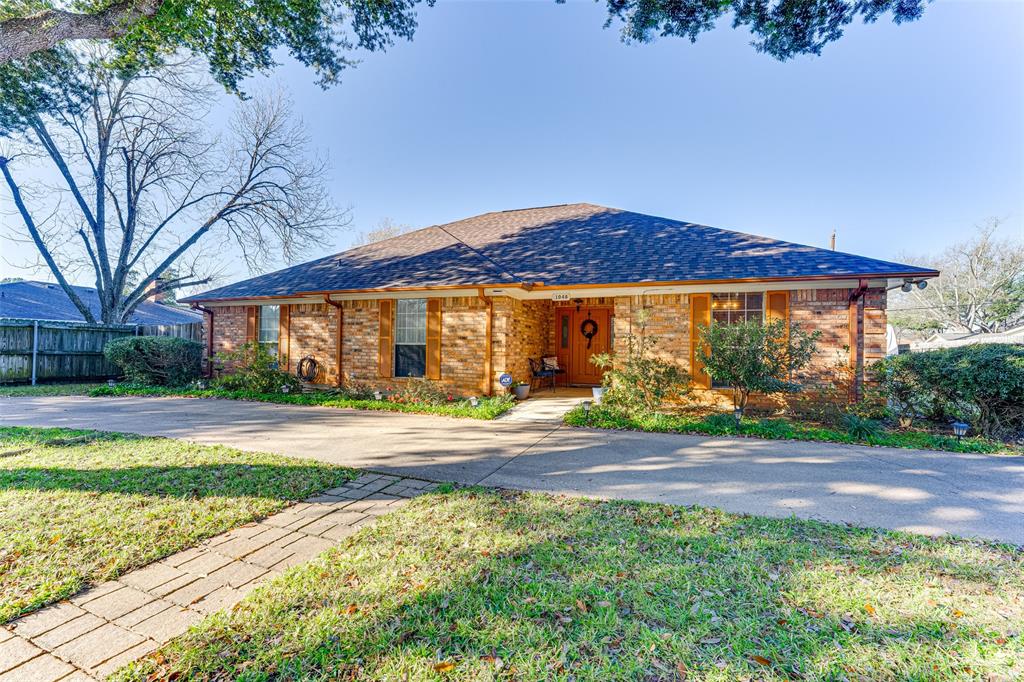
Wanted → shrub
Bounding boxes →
[214,342,301,394]
[697,318,821,419]
[104,336,202,386]
[871,354,923,426]
[880,345,1024,439]
[591,309,690,416]
[390,377,452,406]
[843,413,883,441]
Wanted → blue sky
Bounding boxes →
[3,0,1022,285]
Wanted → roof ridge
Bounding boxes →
[434,225,527,284]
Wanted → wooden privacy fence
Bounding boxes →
[0,318,203,384]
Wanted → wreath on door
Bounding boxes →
[579,318,599,349]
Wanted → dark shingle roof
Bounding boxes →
[0,281,203,325]
[184,204,937,301]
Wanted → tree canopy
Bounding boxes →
[1,0,930,94]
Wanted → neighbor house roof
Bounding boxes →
[0,280,203,325]
[183,203,938,302]
[916,325,1024,350]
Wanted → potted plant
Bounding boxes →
[512,381,531,400]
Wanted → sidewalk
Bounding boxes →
[0,473,437,681]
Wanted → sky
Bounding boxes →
[2,0,1022,288]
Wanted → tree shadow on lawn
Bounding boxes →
[0,463,351,500]
[0,427,355,623]
[119,489,1023,682]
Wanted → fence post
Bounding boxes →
[31,320,39,386]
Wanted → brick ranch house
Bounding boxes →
[182,204,938,403]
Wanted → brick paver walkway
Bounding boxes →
[0,473,437,681]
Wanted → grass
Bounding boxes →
[89,384,517,420]
[0,382,103,397]
[564,405,1021,456]
[0,426,355,623]
[114,487,1023,681]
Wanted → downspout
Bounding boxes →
[478,288,493,396]
[847,279,869,403]
[324,295,344,387]
[191,303,215,378]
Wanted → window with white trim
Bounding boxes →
[711,292,764,324]
[258,305,280,357]
[394,298,427,377]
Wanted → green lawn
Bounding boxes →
[0,427,355,623]
[0,382,103,397]
[565,405,1021,456]
[89,384,517,419]
[116,488,1023,682]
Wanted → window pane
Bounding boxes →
[395,299,426,345]
[258,305,279,344]
[395,344,426,377]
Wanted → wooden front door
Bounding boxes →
[555,306,612,385]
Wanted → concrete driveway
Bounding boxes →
[3,396,1022,544]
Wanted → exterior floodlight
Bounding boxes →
[952,421,969,441]
[917,280,928,290]
[901,282,913,293]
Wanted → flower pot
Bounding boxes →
[512,384,531,401]
[592,387,606,405]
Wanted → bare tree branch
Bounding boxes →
[0,155,97,322]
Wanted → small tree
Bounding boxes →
[697,318,820,418]
[591,309,690,415]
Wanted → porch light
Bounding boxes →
[952,421,969,441]
[469,396,479,408]
[373,391,383,401]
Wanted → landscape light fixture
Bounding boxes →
[582,400,592,421]
[469,396,479,408]
[952,421,969,442]
[107,379,116,388]
[373,390,383,401]
[734,407,743,426]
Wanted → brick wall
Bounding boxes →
[492,298,552,392]
[207,286,885,405]
[286,303,340,385]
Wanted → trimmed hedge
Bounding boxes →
[875,344,1024,439]
[104,336,203,386]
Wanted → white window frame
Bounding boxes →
[394,298,427,377]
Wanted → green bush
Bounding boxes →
[591,309,690,416]
[104,336,202,386]
[697,318,820,419]
[214,342,301,394]
[878,345,1024,439]
[843,413,883,441]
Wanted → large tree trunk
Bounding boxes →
[0,0,163,63]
